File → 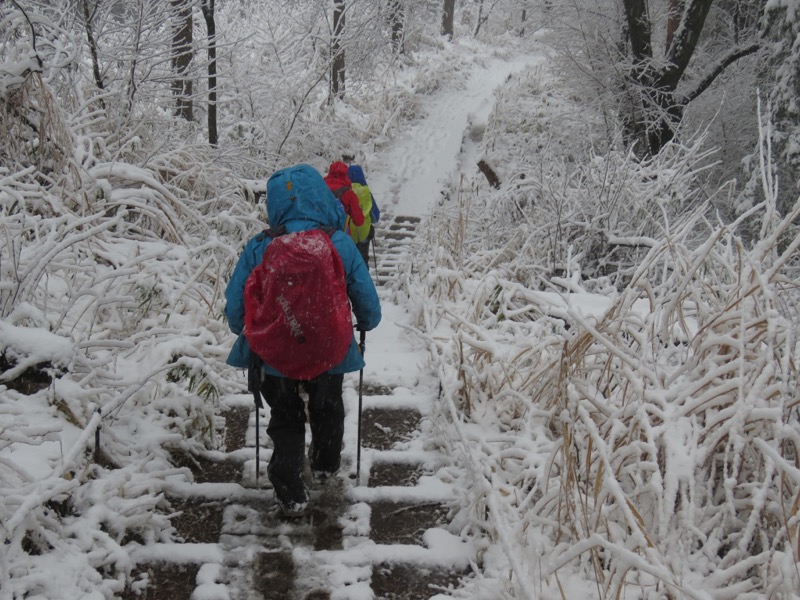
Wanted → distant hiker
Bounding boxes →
[347,164,378,265]
[347,163,380,224]
[324,161,365,234]
[225,163,381,518]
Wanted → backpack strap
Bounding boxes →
[256,225,287,241]
[332,186,350,199]
[256,225,335,241]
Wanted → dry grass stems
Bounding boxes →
[398,139,800,598]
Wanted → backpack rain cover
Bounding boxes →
[244,229,352,380]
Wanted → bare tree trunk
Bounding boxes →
[441,0,455,39]
[666,0,683,52]
[387,0,405,54]
[474,0,485,37]
[620,0,749,156]
[125,1,146,115]
[478,159,501,189]
[171,0,193,121]
[201,0,218,146]
[330,0,345,101]
[81,0,106,112]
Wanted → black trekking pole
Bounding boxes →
[248,353,264,487]
[370,237,380,285]
[356,330,366,483]
[255,403,261,484]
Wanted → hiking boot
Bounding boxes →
[271,475,309,519]
[277,498,308,519]
[308,442,341,485]
[312,469,337,485]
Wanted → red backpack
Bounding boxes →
[244,227,353,380]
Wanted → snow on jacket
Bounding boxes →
[324,161,365,229]
[225,163,381,374]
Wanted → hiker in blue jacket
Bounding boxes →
[225,163,381,517]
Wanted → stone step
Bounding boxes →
[361,407,421,450]
[369,500,449,545]
[372,562,467,600]
[122,215,473,600]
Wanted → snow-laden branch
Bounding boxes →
[399,127,800,597]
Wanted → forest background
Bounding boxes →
[1,0,800,598]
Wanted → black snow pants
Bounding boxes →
[356,239,370,266]
[260,372,345,506]
[356,224,374,266]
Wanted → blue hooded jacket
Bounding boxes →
[225,164,381,375]
[347,164,368,186]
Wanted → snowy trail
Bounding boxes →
[368,52,546,218]
[131,48,553,600]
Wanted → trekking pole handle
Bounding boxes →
[359,329,366,355]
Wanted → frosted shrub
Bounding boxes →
[0,75,253,598]
[404,139,800,597]
[479,62,722,290]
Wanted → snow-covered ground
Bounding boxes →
[369,51,546,218]
[1,41,550,599]
[4,24,799,599]
[123,50,541,598]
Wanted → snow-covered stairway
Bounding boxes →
[354,391,469,599]
[122,213,474,599]
[370,214,420,285]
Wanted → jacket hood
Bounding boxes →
[347,165,368,186]
[266,164,346,230]
[327,161,351,182]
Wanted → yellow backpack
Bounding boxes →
[349,183,373,243]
